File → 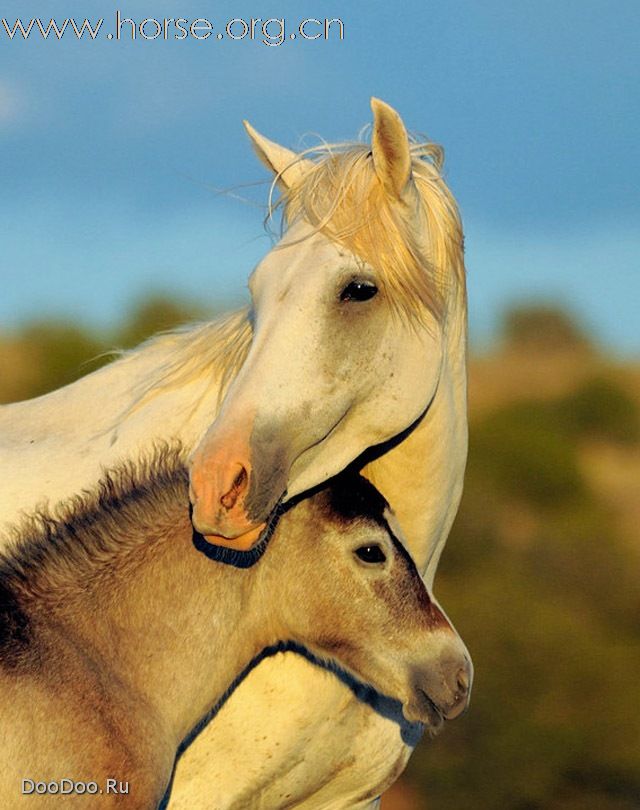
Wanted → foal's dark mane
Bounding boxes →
[0,443,189,604]
[0,444,190,669]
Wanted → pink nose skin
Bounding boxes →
[189,436,261,541]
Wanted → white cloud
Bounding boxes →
[0,79,23,126]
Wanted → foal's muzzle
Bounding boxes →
[407,640,473,727]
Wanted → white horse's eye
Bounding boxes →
[354,544,387,564]
[340,281,378,303]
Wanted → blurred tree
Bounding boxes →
[501,304,592,353]
[467,402,586,507]
[408,560,640,810]
[115,294,212,349]
[0,321,108,403]
[556,376,640,444]
[0,293,219,403]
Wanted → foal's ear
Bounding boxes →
[243,120,313,190]
[370,98,413,202]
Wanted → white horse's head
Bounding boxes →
[189,99,466,543]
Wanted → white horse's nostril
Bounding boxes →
[220,464,249,510]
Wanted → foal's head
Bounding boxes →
[260,472,472,729]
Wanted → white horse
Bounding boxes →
[0,99,468,807]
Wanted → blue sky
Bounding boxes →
[1,1,638,353]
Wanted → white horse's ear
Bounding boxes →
[370,98,413,201]
[243,120,313,189]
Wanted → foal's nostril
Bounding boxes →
[443,661,472,720]
[457,666,470,695]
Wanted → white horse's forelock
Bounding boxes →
[273,134,466,327]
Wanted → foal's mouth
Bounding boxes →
[407,689,445,730]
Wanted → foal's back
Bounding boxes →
[0,639,166,807]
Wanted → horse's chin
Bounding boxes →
[190,491,265,541]
[202,523,265,551]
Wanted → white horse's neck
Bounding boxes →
[0,301,467,584]
[365,301,467,585]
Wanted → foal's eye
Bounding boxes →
[340,281,378,303]
[355,544,387,564]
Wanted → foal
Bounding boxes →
[0,450,470,808]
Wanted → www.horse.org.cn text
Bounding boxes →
[1,14,345,46]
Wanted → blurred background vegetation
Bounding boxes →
[1,298,638,809]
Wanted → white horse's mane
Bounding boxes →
[117,308,252,417]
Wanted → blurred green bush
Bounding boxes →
[0,293,214,404]
[407,315,640,808]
